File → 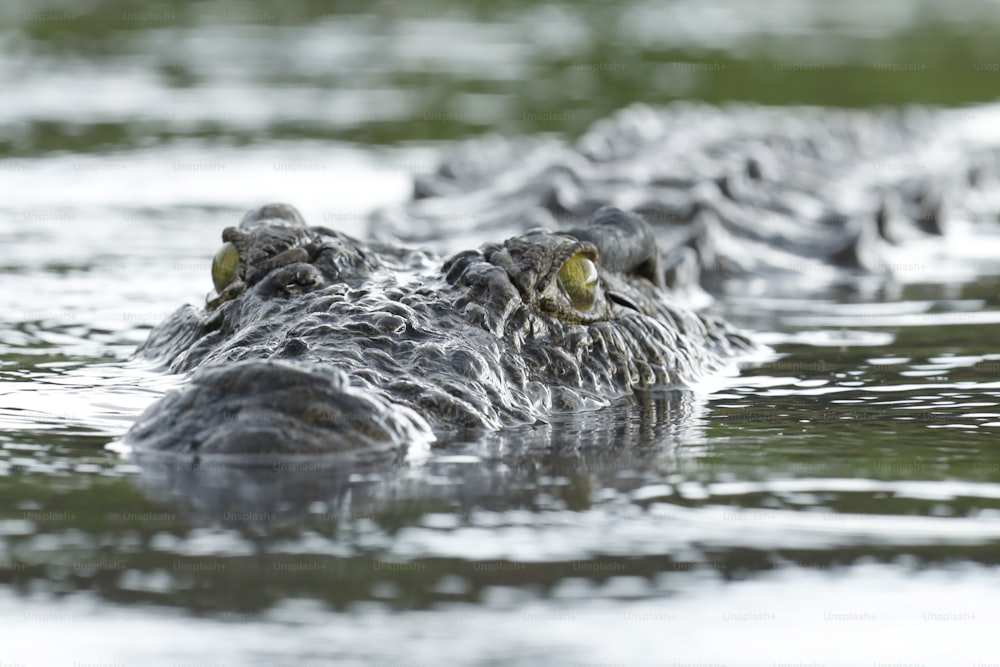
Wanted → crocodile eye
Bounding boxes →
[557,252,599,311]
[211,242,239,293]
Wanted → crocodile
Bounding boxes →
[371,104,1000,291]
[124,103,1000,459]
[126,203,754,459]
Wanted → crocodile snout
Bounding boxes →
[123,360,434,463]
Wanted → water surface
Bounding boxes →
[3,1,1000,664]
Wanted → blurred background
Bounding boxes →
[4,0,1000,155]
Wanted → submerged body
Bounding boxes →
[373,104,1000,288]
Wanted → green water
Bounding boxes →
[3,1,1000,665]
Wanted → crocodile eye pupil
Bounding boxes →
[211,242,239,293]
[557,253,599,311]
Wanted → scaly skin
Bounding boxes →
[371,104,1000,291]
[125,204,755,459]
[130,103,1000,460]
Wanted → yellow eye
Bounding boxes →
[211,242,239,293]
[557,252,599,311]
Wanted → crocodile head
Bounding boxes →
[123,203,752,461]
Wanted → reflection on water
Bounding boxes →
[3,265,1000,664]
[4,0,1000,665]
[5,564,996,666]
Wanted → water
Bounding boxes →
[4,2,1000,665]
